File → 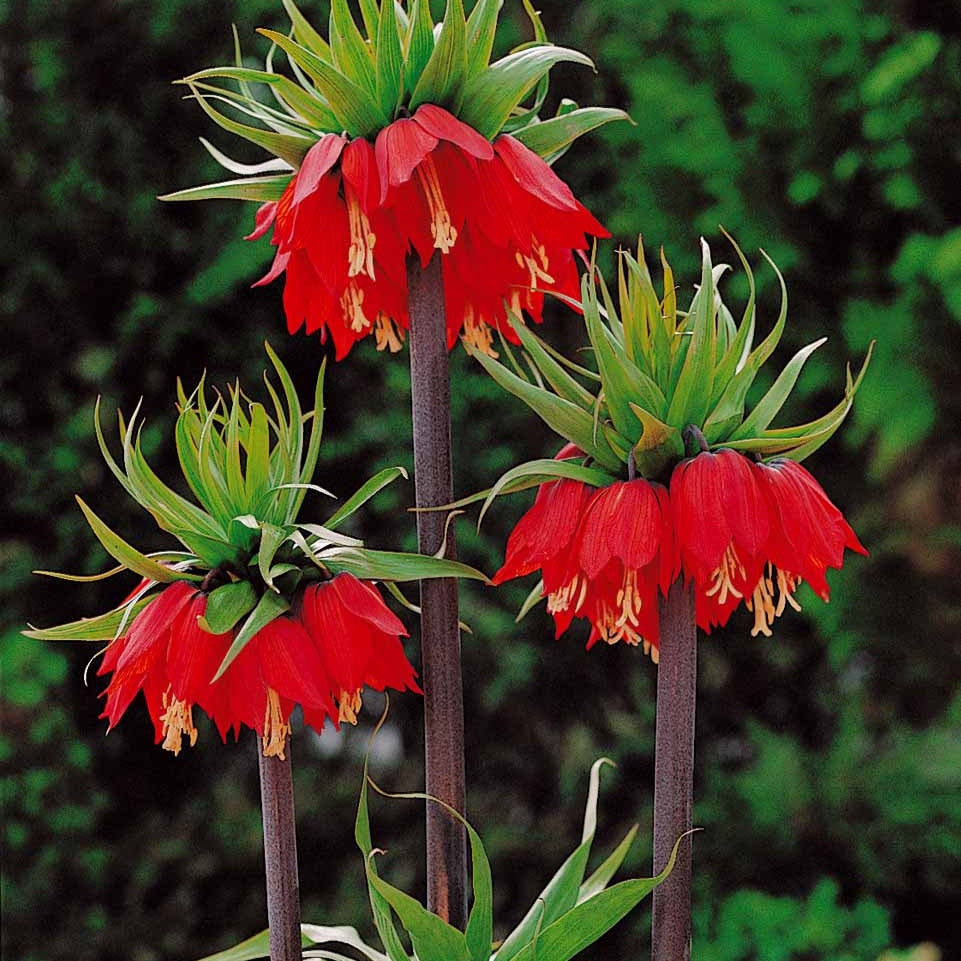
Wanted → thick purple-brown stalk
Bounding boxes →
[651,579,697,961]
[406,251,468,928]
[257,743,302,961]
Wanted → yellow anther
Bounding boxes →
[262,688,291,759]
[338,689,363,726]
[340,284,371,333]
[346,194,376,279]
[515,242,555,290]
[705,544,746,605]
[461,312,498,357]
[374,315,405,353]
[160,688,199,756]
[416,156,457,254]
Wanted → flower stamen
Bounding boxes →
[337,688,363,726]
[340,283,371,333]
[515,242,555,290]
[705,544,746,605]
[346,193,376,279]
[416,156,457,253]
[262,687,291,759]
[374,314,405,352]
[160,688,198,755]
[461,309,498,357]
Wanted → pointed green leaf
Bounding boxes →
[730,337,827,440]
[31,563,127,583]
[159,174,291,204]
[325,466,409,530]
[256,522,293,590]
[23,597,153,642]
[323,548,488,583]
[168,531,240,569]
[281,0,333,60]
[375,0,404,117]
[465,0,501,79]
[330,0,377,95]
[201,581,258,635]
[184,84,313,167]
[258,30,388,137]
[409,0,468,111]
[213,590,290,680]
[513,107,630,162]
[75,498,194,583]
[470,348,622,472]
[577,824,640,903]
[460,46,594,140]
[403,0,435,92]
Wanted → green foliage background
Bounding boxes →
[2,1,960,959]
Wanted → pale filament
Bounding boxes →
[346,193,376,279]
[515,242,554,290]
[548,572,589,616]
[160,688,199,755]
[262,688,291,760]
[374,314,405,353]
[594,568,647,648]
[340,283,371,332]
[338,688,363,726]
[461,310,498,358]
[705,544,746,605]
[747,564,802,637]
[416,156,457,253]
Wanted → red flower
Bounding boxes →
[250,105,607,358]
[671,449,771,632]
[98,575,418,757]
[749,458,867,635]
[494,477,672,658]
[671,449,866,637]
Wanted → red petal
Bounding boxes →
[116,581,196,673]
[341,137,380,212]
[253,616,335,714]
[328,573,408,637]
[245,201,278,241]
[375,117,439,200]
[292,134,348,206]
[413,104,494,160]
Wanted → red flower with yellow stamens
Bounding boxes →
[670,448,771,632]
[748,458,867,636]
[97,575,419,758]
[250,105,608,358]
[494,476,672,658]
[670,449,867,637]
[298,572,421,727]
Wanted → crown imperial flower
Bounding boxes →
[162,0,624,357]
[482,239,872,653]
[25,347,483,754]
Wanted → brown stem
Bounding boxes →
[406,250,468,929]
[651,578,697,961]
[257,739,302,961]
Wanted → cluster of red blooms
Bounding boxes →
[493,449,866,660]
[99,573,420,758]
[248,105,607,359]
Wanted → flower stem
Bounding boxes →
[257,740,302,961]
[651,578,697,961]
[406,251,468,929]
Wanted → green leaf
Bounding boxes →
[478,458,614,531]
[375,0,405,117]
[183,84,313,167]
[281,0,333,60]
[23,597,153,642]
[409,0,468,111]
[730,337,827,440]
[513,107,630,162]
[31,563,127,583]
[256,522,294,590]
[470,348,622,472]
[577,825,639,903]
[325,466,409,530]
[258,30,388,137]
[460,46,594,140]
[75,498,193,584]
[330,0,378,95]
[465,0,502,79]
[213,590,290,680]
[403,0,435,93]
[323,548,488,583]
[201,581,258,635]
[158,175,292,204]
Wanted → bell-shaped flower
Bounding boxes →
[162,0,624,357]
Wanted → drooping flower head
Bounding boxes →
[163,0,624,357]
[483,239,872,652]
[26,348,481,755]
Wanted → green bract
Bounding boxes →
[188,751,683,961]
[469,237,873,492]
[160,0,628,203]
[25,346,484,677]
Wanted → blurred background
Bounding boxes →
[2,0,960,959]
